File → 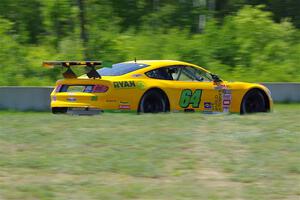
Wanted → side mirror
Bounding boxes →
[211,74,222,83]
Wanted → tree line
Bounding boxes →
[0,0,299,85]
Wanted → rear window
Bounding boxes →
[97,63,149,76]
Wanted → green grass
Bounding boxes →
[0,104,299,200]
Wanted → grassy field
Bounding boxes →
[0,104,299,200]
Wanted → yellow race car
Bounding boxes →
[44,60,273,115]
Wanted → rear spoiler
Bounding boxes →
[43,61,102,79]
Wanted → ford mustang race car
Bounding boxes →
[44,60,272,114]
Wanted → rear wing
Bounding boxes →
[43,61,102,79]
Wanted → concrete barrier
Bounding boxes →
[0,87,53,111]
[261,83,300,103]
[0,83,299,111]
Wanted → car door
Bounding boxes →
[170,65,222,112]
[145,65,229,113]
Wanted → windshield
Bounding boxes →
[97,63,149,76]
[181,66,212,82]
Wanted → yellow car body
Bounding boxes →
[49,60,273,114]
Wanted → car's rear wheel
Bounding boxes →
[52,107,68,114]
[241,89,268,114]
[139,89,168,113]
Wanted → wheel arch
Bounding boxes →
[138,87,170,112]
[240,87,271,114]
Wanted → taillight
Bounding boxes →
[92,85,109,93]
[55,84,62,92]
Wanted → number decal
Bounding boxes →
[190,89,202,108]
[179,89,202,108]
[179,89,192,108]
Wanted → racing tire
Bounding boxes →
[241,89,268,114]
[139,89,168,113]
[52,107,68,114]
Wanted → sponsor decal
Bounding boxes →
[119,104,130,110]
[119,101,131,110]
[223,94,232,100]
[223,100,231,105]
[223,89,231,94]
[113,81,145,89]
[213,90,223,112]
[204,102,212,110]
[113,81,136,88]
[131,74,143,78]
[214,84,227,90]
[67,97,77,102]
[222,90,232,113]
[223,107,230,113]
[136,81,146,89]
[91,96,98,101]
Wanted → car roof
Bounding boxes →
[124,60,210,73]
[79,60,211,79]
[125,60,192,66]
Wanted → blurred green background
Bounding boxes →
[0,0,299,85]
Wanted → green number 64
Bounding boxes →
[179,89,202,108]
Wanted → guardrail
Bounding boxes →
[0,83,299,111]
[0,87,53,111]
[261,83,300,103]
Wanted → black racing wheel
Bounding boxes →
[139,89,169,113]
[241,89,268,114]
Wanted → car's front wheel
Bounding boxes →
[241,89,268,114]
[139,89,169,113]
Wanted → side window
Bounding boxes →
[145,65,212,82]
[178,67,195,81]
[146,66,181,80]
